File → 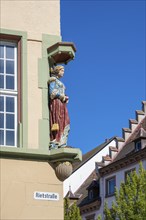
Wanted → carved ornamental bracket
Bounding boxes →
[49,147,82,181]
[47,42,76,65]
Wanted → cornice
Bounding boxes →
[79,199,101,215]
[99,147,146,177]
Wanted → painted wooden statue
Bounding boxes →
[48,65,70,149]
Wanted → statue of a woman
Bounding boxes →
[48,65,70,149]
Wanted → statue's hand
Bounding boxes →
[60,95,69,103]
[65,96,69,103]
[47,77,56,84]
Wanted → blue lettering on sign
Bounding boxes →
[34,192,59,201]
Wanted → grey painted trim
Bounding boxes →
[0,146,82,162]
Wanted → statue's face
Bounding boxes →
[58,68,64,78]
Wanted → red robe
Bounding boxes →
[49,98,70,143]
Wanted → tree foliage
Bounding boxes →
[104,163,146,220]
[97,215,102,220]
[64,198,82,220]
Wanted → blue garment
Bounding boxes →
[49,76,65,100]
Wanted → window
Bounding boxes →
[135,140,141,151]
[88,189,93,200]
[87,181,99,200]
[125,168,135,183]
[0,41,18,147]
[106,176,116,197]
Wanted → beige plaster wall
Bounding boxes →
[0,158,63,220]
[1,0,60,40]
[27,40,42,149]
[1,0,61,149]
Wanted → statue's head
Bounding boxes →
[51,65,64,78]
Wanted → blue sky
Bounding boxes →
[60,0,146,154]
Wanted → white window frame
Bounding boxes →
[106,176,116,196]
[0,41,18,147]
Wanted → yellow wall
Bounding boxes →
[1,0,60,40]
[0,158,63,220]
[0,2,65,219]
[1,0,61,149]
[27,40,42,149]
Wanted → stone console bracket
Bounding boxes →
[49,147,82,181]
[47,42,76,65]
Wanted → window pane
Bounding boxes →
[6,60,14,74]
[6,130,14,146]
[6,97,14,112]
[109,179,115,194]
[0,43,17,147]
[135,141,141,151]
[6,75,14,89]
[0,130,4,145]
[0,113,4,128]
[0,75,4,89]
[0,45,4,58]
[0,60,4,73]
[6,46,14,59]
[6,114,14,129]
[0,96,4,111]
